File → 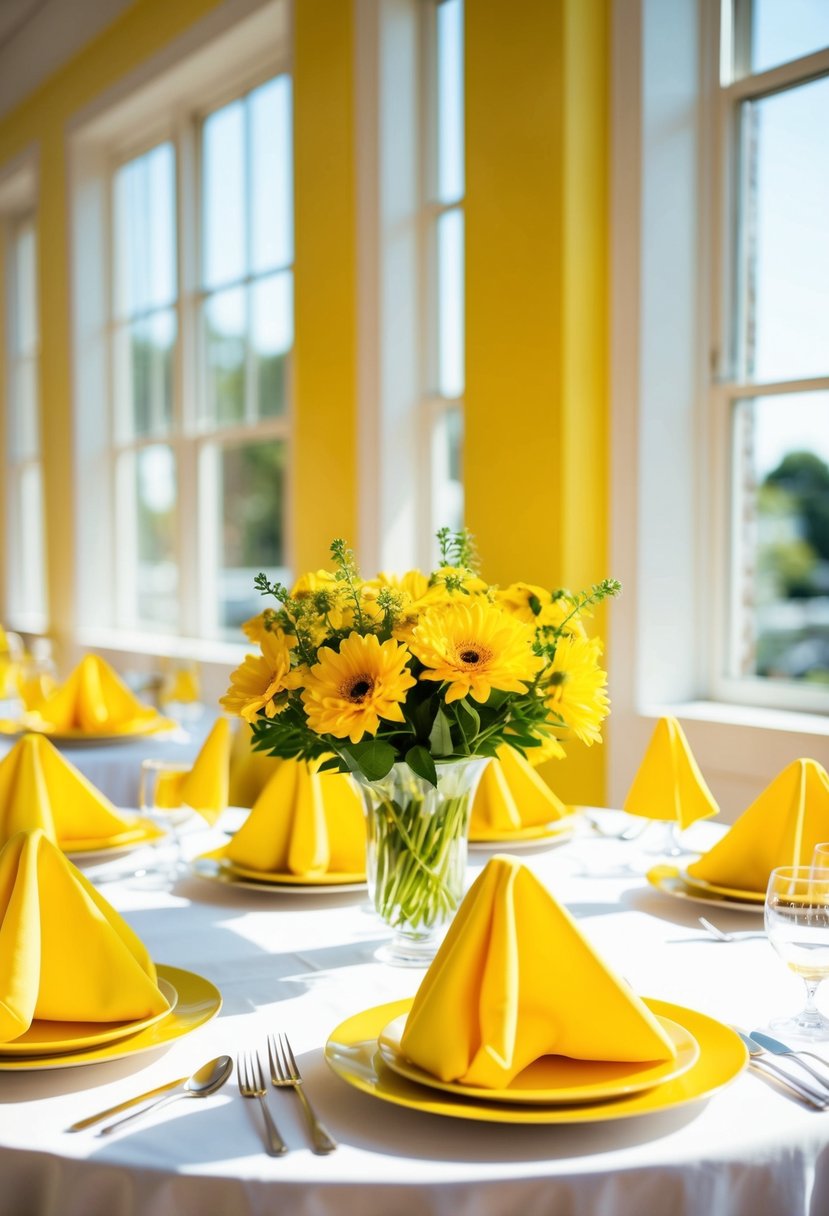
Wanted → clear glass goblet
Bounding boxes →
[812,843,829,874]
[765,865,829,1040]
[135,759,194,886]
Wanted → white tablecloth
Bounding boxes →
[1,814,827,1216]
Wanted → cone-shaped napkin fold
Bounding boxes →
[686,759,829,893]
[400,856,676,1088]
[0,830,170,1042]
[623,717,718,829]
[228,721,280,808]
[0,734,139,849]
[28,655,162,734]
[153,719,230,826]
[470,745,569,837]
[217,758,365,876]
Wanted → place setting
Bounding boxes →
[324,855,749,1125]
[466,742,580,849]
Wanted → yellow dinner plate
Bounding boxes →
[325,997,747,1124]
[194,852,365,887]
[0,965,220,1071]
[64,816,164,858]
[0,977,178,1056]
[679,870,765,904]
[647,865,764,914]
[377,1010,699,1103]
[469,814,579,847]
[14,715,176,744]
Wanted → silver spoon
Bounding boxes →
[734,1032,829,1109]
[97,1055,233,1135]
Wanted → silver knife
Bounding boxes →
[67,1075,190,1132]
[750,1031,829,1092]
[735,1032,829,1108]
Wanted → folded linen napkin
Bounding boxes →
[0,734,141,849]
[216,758,365,877]
[623,716,718,829]
[27,655,163,734]
[152,718,230,826]
[470,744,569,837]
[400,855,677,1088]
[0,830,170,1041]
[686,759,829,893]
[228,721,281,808]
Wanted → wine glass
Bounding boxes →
[812,843,829,874]
[135,759,194,886]
[765,865,829,1040]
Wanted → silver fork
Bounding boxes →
[268,1033,337,1154]
[237,1050,288,1156]
[698,916,766,942]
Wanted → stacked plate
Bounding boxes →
[468,813,579,850]
[0,965,221,1072]
[647,864,765,913]
[192,854,366,894]
[325,996,748,1124]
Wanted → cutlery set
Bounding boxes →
[68,1037,336,1153]
[735,1031,829,1109]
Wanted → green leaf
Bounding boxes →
[316,755,343,774]
[345,739,396,782]
[429,708,454,756]
[405,745,438,786]
[456,698,481,739]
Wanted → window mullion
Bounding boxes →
[175,113,200,638]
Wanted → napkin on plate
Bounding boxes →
[0,829,170,1041]
[153,718,230,826]
[686,759,829,894]
[228,720,281,808]
[26,654,163,734]
[0,733,142,849]
[623,716,719,829]
[400,855,677,1088]
[470,744,569,837]
[216,758,365,877]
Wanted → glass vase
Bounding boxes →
[354,758,488,966]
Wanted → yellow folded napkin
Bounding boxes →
[400,855,676,1088]
[28,655,162,734]
[228,720,281,808]
[686,758,829,894]
[623,716,718,829]
[151,719,230,826]
[217,758,365,877]
[0,734,140,849]
[0,829,170,1041]
[470,744,569,837]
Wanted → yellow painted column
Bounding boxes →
[293,0,358,573]
[465,0,610,805]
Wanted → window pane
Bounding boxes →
[18,464,47,618]
[116,310,176,439]
[217,440,287,631]
[202,100,246,289]
[733,393,829,684]
[203,288,246,424]
[250,76,293,273]
[751,0,829,73]
[13,222,37,356]
[436,0,464,205]
[437,207,465,397]
[9,357,38,460]
[431,407,464,542]
[251,272,292,418]
[741,78,829,382]
[114,143,176,318]
[134,445,178,628]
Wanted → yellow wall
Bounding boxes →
[465,0,610,805]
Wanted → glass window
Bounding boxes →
[4,215,47,624]
[721,3,829,700]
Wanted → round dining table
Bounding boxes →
[0,809,826,1216]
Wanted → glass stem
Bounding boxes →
[801,979,824,1025]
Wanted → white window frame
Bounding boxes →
[609,0,829,820]
[68,0,290,665]
[708,6,829,714]
[0,155,46,634]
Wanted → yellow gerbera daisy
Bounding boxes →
[220,630,297,723]
[410,599,544,704]
[497,582,586,637]
[544,634,609,745]
[301,632,416,744]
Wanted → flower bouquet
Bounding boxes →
[222,529,619,961]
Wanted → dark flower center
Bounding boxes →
[460,650,480,664]
[349,679,372,701]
